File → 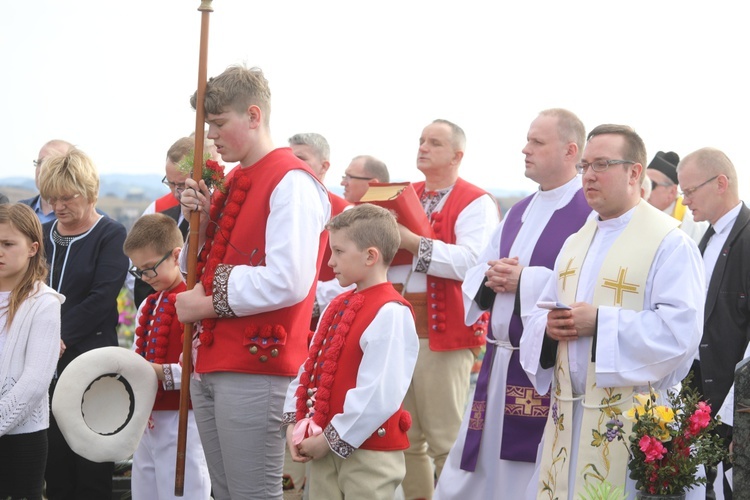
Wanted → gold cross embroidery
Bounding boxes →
[558,257,577,291]
[467,401,486,430]
[514,387,543,416]
[602,267,639,306]
[505,385,548,417]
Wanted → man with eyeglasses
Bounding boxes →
[340,155,389,203]
[133,136,197,308]
[646,150,708,244]
[521,124,704,498]
[141,137,192,221]
[677,147,749,499]
[19,139,74,223]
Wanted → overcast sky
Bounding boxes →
[2,1,749,199]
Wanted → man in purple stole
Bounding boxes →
[435,109,591,500]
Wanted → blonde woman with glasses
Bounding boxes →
[38,147,129,499]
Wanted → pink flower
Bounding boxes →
[686,402,712,437]
[640,435,667,462]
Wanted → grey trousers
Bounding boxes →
[191,372,292,500]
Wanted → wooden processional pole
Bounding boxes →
[175,0,213,495]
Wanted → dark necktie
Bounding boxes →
[178,218,189,239]
[698,225,715,255]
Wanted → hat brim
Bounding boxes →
[51,346,158,462]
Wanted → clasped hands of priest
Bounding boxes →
[484,257,522,294]
[545,303,597,341]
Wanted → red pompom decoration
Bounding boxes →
[223,202,240,217]
[199,331,213,346]
[293,290,366,429]
[134,287,186,364]
[316,401,330,415]
[315,386,331,402]
[399,411,412,432]
[212,242,227,257]
[260,325,273,339]
[273,325,287,341]
[318,373,335,387]
[235,175,252,191]
[219,215,235,231]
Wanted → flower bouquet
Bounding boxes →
[116,287,136,348]
[624,379,727,497]
[177,150,226,193]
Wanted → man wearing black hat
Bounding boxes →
[646,150,708,243]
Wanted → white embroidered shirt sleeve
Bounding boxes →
[225,170,330,316]
[427,194,499,280]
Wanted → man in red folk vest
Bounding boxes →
[176,66,330,500]
[389,119,500,499]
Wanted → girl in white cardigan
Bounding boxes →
[0,203,64,500]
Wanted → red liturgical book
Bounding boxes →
[357,182,433,266]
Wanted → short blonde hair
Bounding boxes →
[192,65,271,126]
[38,147,100,204]
[124,214,184,256]
[326,204,400,265]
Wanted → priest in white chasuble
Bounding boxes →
[520,124,705,500]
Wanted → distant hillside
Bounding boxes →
[1,173,530,227]
[0,174,165,231]
[0,173,168,204]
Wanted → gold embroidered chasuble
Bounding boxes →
[537,201,678,499]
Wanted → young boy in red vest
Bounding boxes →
[124,214,211,499]
[283,204,419,499]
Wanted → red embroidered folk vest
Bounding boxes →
[196,148,327,377]
[138,283,189,411]
[324,283,414,451]
[413,178,494,351]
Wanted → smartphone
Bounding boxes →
[536,301,571,310]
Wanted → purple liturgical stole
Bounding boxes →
[460,188,590,471]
